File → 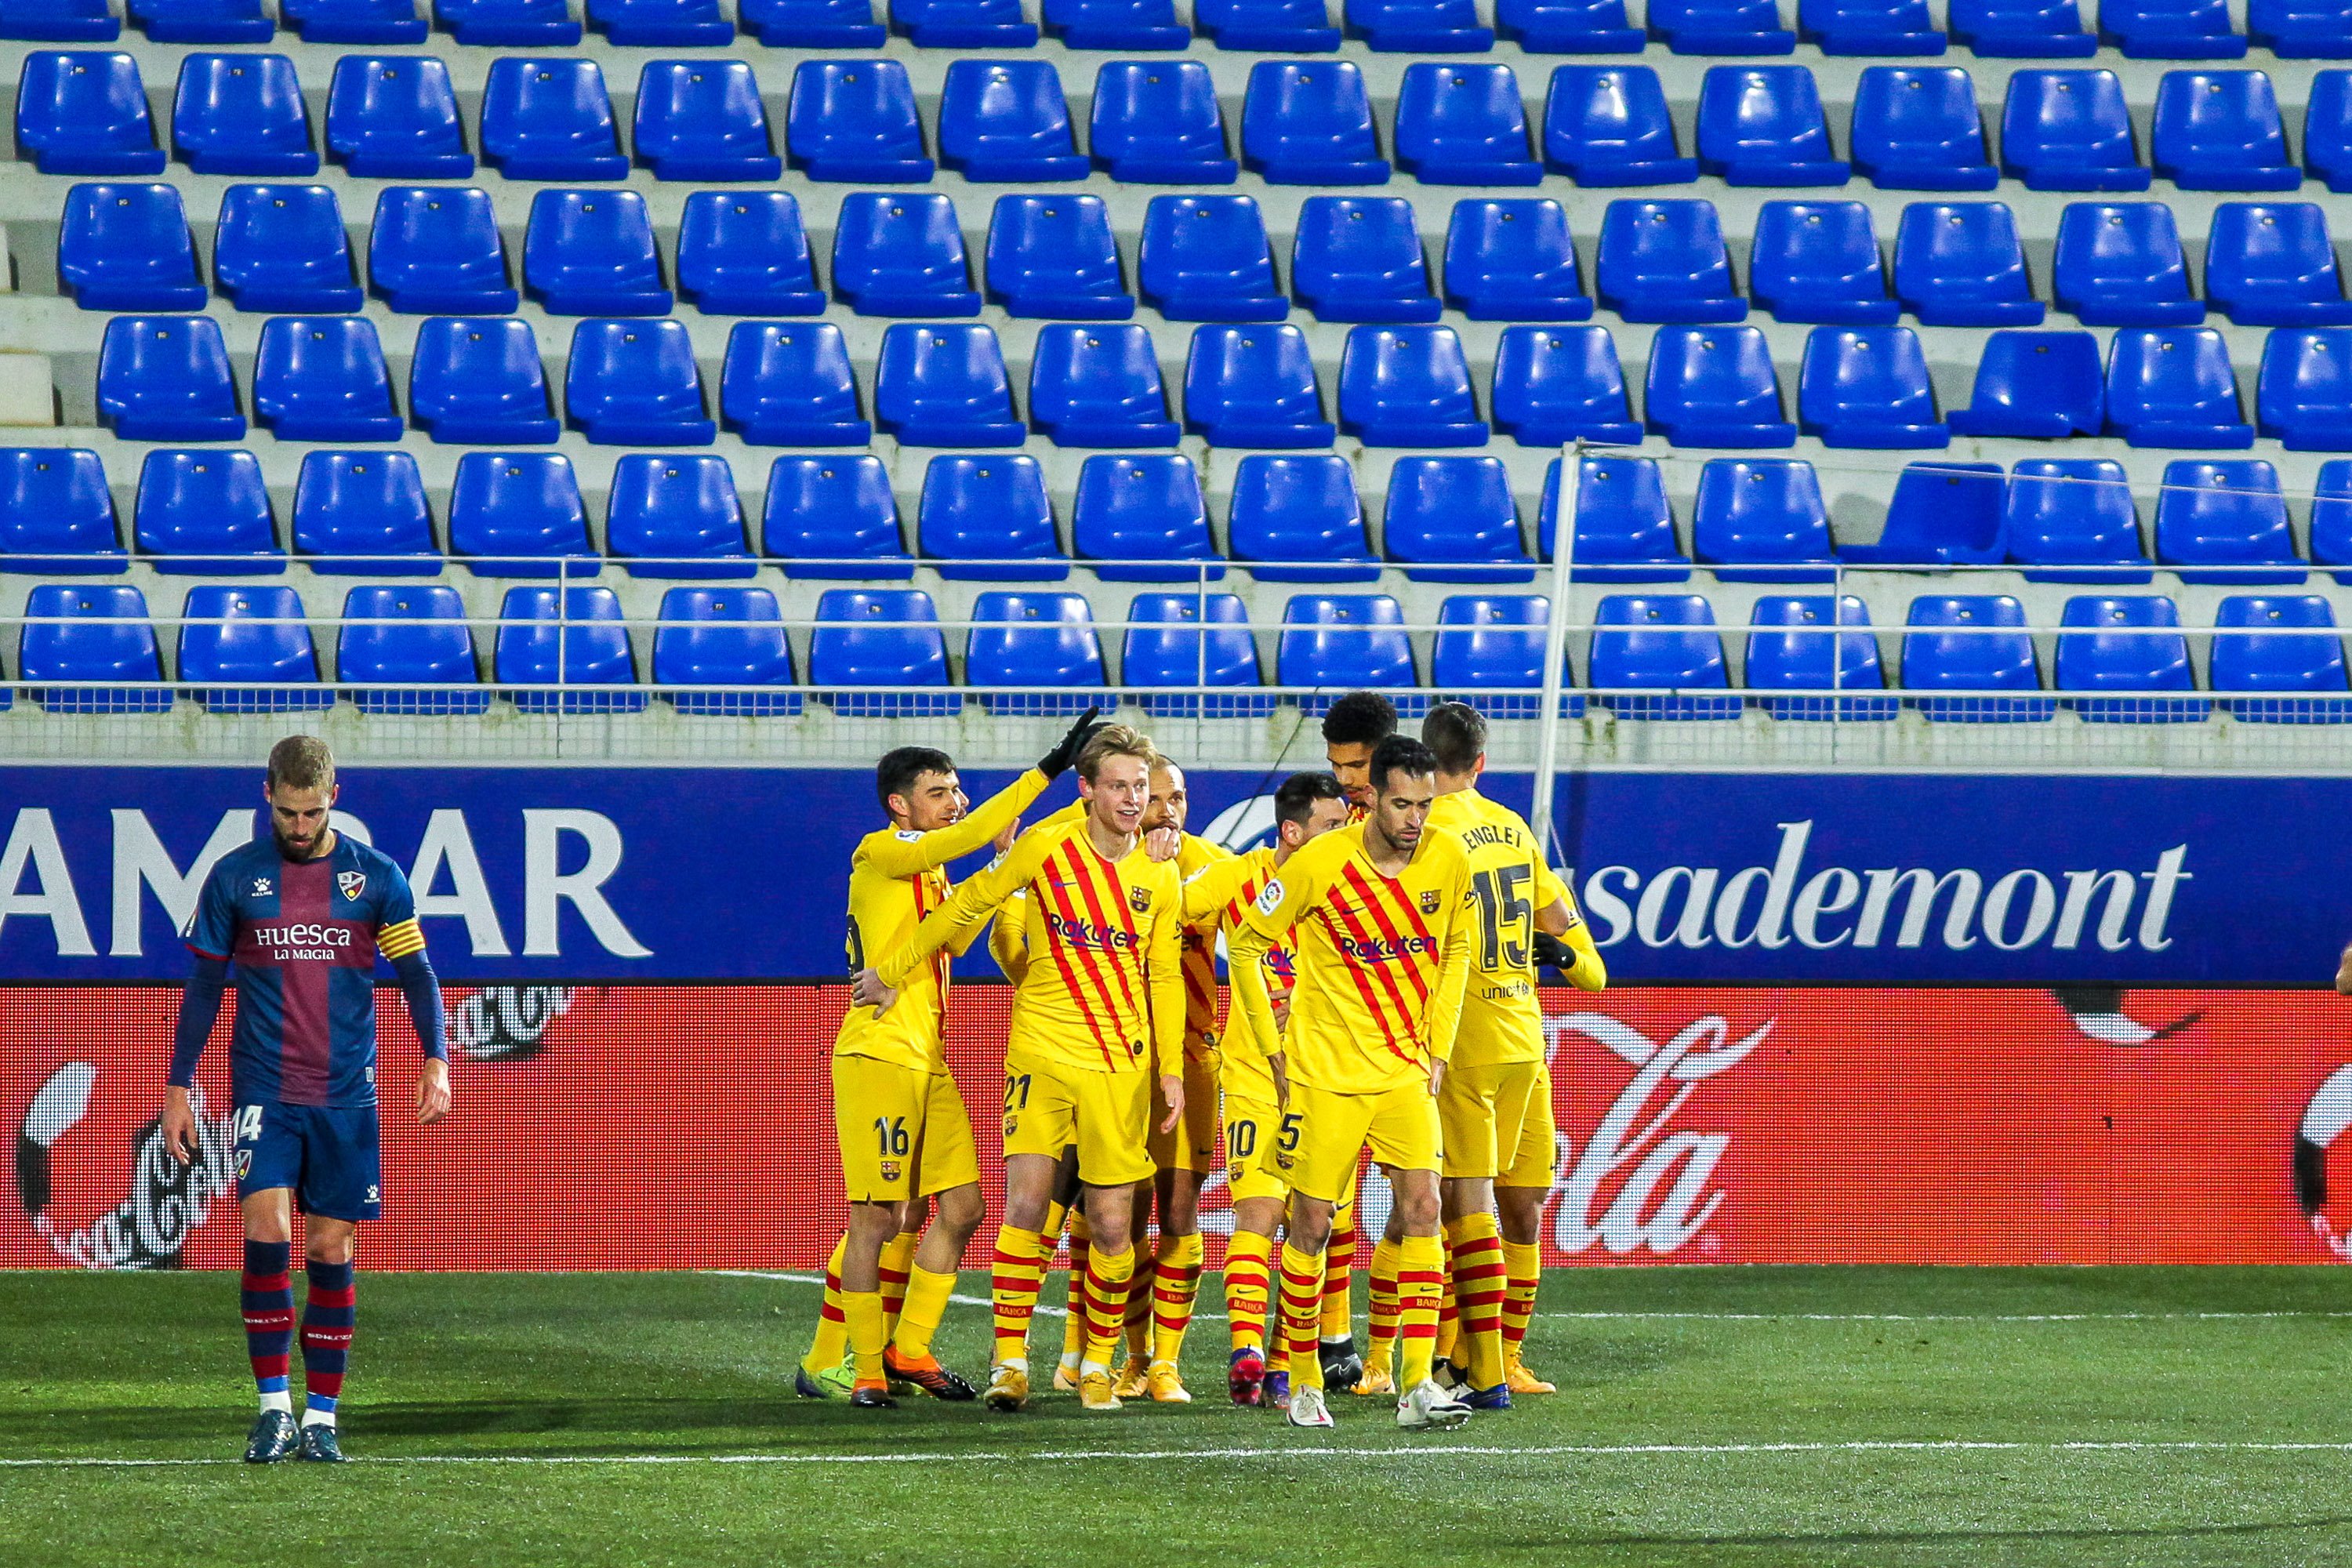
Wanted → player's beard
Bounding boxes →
[273,824,327,862]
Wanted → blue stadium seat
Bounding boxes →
[368,187,516,314]
[1494,328,1642,445]
[606,455,751,580]
[1198,0,1339,50]
[1797,325,1947,448]
[1891,201,2044,325]
[1396,64,1537,185]
[677,191,825,316]
[325,55,470,179]
[481,58,624,180]
[57,182,205,310]
[2209,595,2352,721]
[1644,326,1795,448]
[1089,60,1237,183]
[2105,328,2254,448]
[338,585,486,716]
[1338,325,1486,446]
[653,587,800,716]
[2004,458,2151,583]
[1539,454,1690,581]
[134,448,279,573]
[1292,197,1438,324]
[2310,72,2352,191]
[1384,456,1530,583]
[171,53,314,176]
[2101,0,2242,58]
[21,584,168,711]
[744,0,884,44]
[565,319,715,447]
[178,586,331,714]
[1045,0,1188,48]
[2052,203,2203,326]
[435,0,582,43]
[1595,199,1746,322]
[1838,459,2005,565]
[2001,71,2151,191]
[787,60,934,183]
[1071,454,1217,581]
[2307,460,2352,575]
[292,449,437,574]
[1798,0,1942,53]
[1241,62,1386,185]
[450,452,594,578]
[1650,0,1791,52]
[2252,0,2352,57]
[2153,459,2303,583]
[253,317,402,442]
[985,194,1134,319]
[1443,198,1592,321]
[2151,71,2296,189]
[410,318,557,444]
[833,192,980,317]
[524,189,671,315]
[1697,64,1849,186]
[0,448,123,574]
[1182,324,1334,447]
[1279,595,1419,715]
[1542,67,1697,186]
[99,316,244,442]
[1432,596,1580,720]
[1948,329,2102,437]
[1348,0,1492,50]
[17,52,165,174]
[720,321,872,446]
[634,60,779,182]
[1903,595,2052,721]
[591,0,731,42]
[967,592,1105,715]
[0,2,118,40]
[2258,328,2352,448]
[1849,67,1996,191]
[1692,457,1835,581]
[876,324,1024,446]
[129,0,270,41]
[1744,595,1895,720]
[916,453,1067,579]
[1948,0,2093,55]
[939,60,1087,182]
[2054,595,2205,723]
[1496,0,1639,50]
[891,0,1038,46]
[1122,593,1269,718]
[811,589,957,717]
[1229,455,1376,582]
[764,455,909,579]
[1029,324,1178,448]
[1138,195,1285,321]
[214,184,362,312]
[282,0,423,40]
[2207,205,2352,326]
[496,586,644,714]
[1750,200,1897,324]
[1589,595,1740,719]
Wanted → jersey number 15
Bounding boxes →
[1468,866,1533,971]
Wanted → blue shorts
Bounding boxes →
[232,1102,382,1222]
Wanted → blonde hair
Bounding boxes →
[1076,723,1159,784]
[267,735,335,793]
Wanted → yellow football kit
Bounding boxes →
[1150,832,1232,1175]
[1180,845,1298,1204]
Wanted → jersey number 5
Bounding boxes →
[1469,866,1533,971]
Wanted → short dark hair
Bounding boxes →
[1421,701,1487,775]
[877,746,955,811]
[1274,770,1347,827]
[1321,691,1398,749]
[1367,735,1438,794]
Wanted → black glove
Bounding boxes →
[1530,931,1577,974]
[1037,705,1106,780]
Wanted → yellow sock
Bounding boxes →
[1446,1213,1508,1391]
[1040,1200,1070,1250]
[1061,1214,1093,1365]
[1435,1240,1461,1367]
[1224,1230,1273,1354]
[1502,1240,1542,1365]
[1396,1234,1444,1389]
[892,1263,956,1361]
[1363,1237,1401,1374]
[1277,1241,1326,1391]
[1123,1251,1157,1363]
[843,1289,887,1388]
[1152,1232,1204,1365]
[1082,1245,1135,1367]
[1320,1203,1357,1341]
[989,1225,1047,1367]
[877,1232,916,1341]
[804,1232,849,1374]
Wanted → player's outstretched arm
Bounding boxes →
[1228,845,1325,1073]
[159,953,229,1164]
[873,831,1047,996]
[861,769,1052,880]
[1534,920,1608,992]
[1179,855,1250,926]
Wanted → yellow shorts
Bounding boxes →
[1439,1058,1552,1183]
[1221,1091,1290,1206]
[1148,1051,1221,1175]
[1286,1079,1441,1204]
[1501,1061,1559,1189]
[833,1054,980,1203]
[1002,1048,1153,1188]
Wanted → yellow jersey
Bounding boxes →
[1426,789,1604,1069]
[836,768,1050,1071]
[1180,844,1293,1102]
[1228,822,1472,1096]
[1169,832,1234,1057]
[880,814,1185,1080]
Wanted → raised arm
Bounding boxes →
[877,831,1044,991]
[857,768,1051,880]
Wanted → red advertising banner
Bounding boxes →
[6,983,2350,1271]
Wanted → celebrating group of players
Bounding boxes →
[800,692,1606,1431]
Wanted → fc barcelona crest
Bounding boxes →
[338,871,367,902]
[1419,889,1442,914]
[1129,885,1153,914]
[879,1160,902,1183]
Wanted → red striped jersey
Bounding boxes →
[1170,832,1234,1058]
[1179,844,1296,1103]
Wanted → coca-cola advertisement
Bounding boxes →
[5,982,2349,1270]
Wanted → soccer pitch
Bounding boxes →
[5,1266,2352,1568]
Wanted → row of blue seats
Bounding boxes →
[14,581,2352,724]
[31,51,2352,195]
[11,0,2352,60]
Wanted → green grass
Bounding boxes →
[6,1266,2352,1567]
